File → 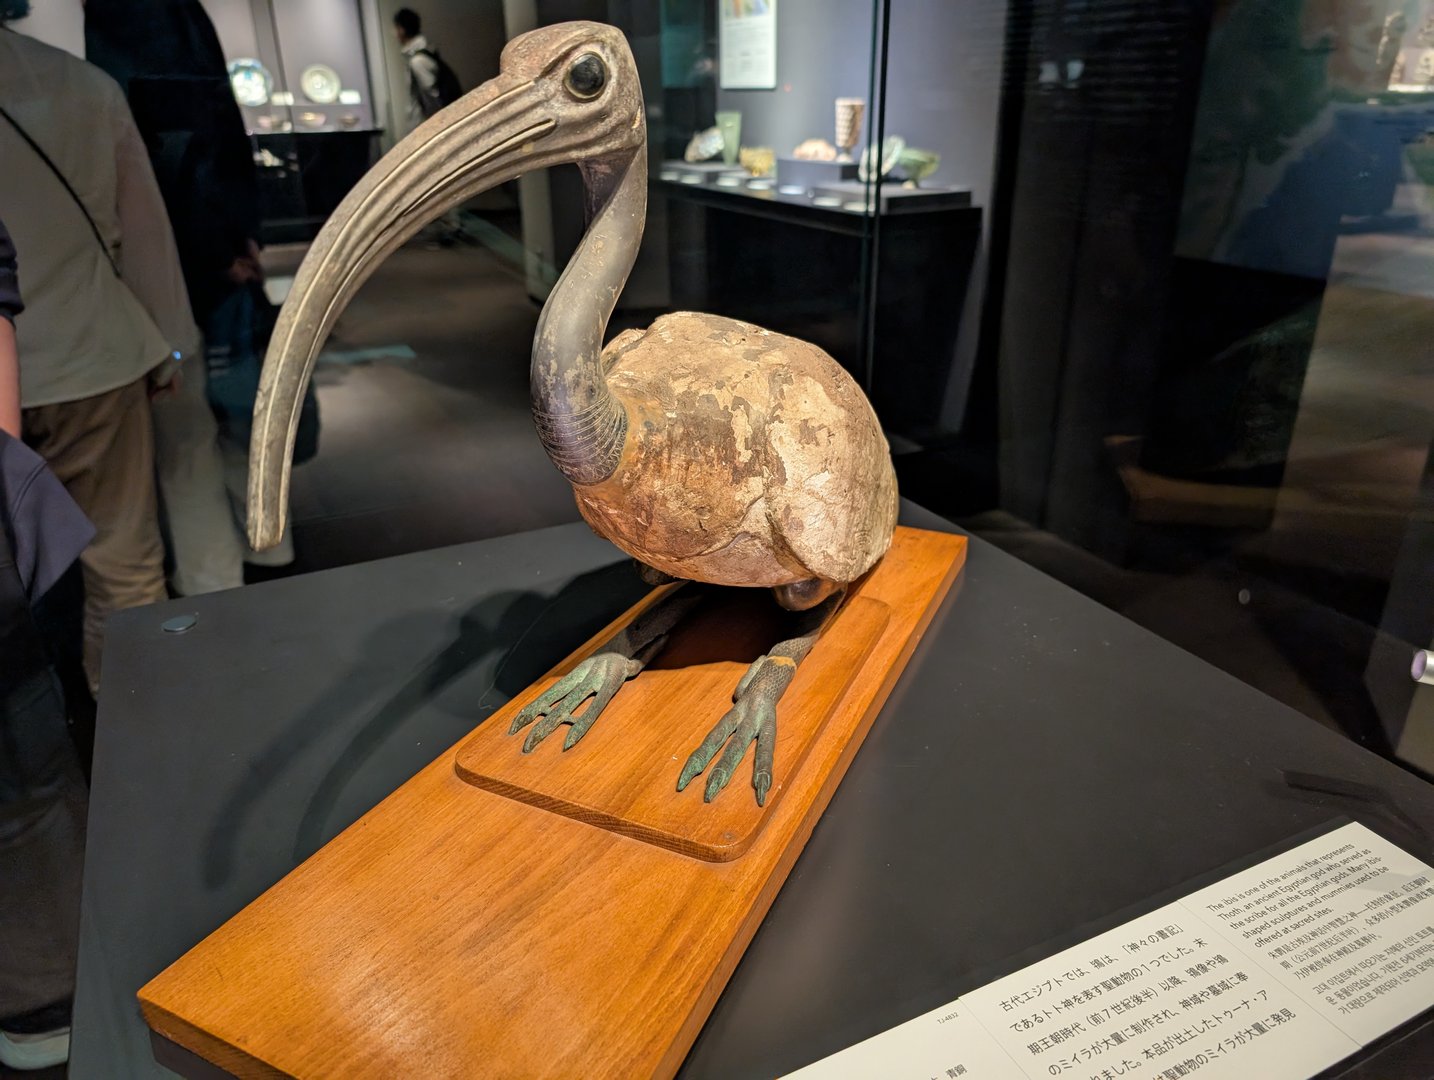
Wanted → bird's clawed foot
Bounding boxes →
[677,656,789,806]
[509,651,641,752]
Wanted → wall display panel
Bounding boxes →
[718,0,776,89]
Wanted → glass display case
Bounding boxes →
[906,0,1434,779]
[172,0,1434,773]
[11,1,1434,1073]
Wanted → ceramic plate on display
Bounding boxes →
[227,58,272,107]
[300,64,342,105]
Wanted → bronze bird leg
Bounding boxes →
[509,573,699,752]
[677,589,847,807]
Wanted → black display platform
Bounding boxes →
[71,504,1434,1077]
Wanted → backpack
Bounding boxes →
[412,47,463,118]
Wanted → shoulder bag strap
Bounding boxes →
[0,103,121,278]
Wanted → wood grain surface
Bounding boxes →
[456,590,889,860]
[139,526,967,1079]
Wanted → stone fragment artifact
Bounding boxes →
[247,22,898,807]
[793,137,837,161]
[683,125,723,162]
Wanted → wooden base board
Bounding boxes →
[139,526,966,1078]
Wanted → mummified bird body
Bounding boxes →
[248,21,897,804]
[575,313,896,588]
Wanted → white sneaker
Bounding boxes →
[0,1024,70,1070]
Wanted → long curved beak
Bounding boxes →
[247,73,554,549]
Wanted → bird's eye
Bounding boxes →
[565,53,606,100]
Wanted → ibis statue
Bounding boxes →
[247,22,898,806]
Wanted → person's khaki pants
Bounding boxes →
[23,377,168,689]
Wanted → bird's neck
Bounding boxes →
[530,145,646,486]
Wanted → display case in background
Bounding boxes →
[645,0,991,440]
[206,0,382,242]
[196,0,997,436]
[606,0,1001,445]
